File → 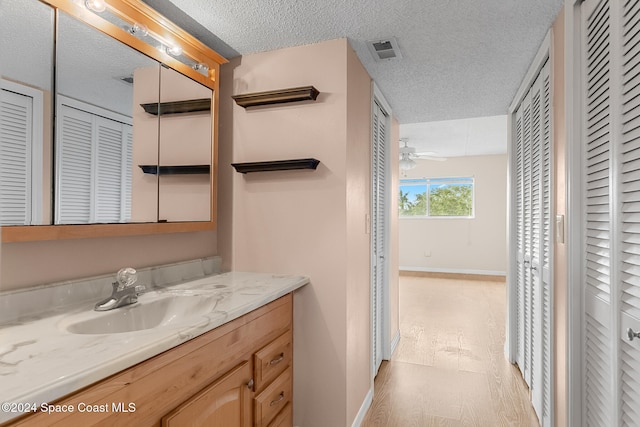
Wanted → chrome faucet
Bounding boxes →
[95,267,145,311]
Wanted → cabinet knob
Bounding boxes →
[269,353,285,366]
[628,328,640,342]
[270,392,285,407]
[246,379,254,390]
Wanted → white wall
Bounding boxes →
[399,154,507,275]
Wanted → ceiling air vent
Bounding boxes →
[367,37,402,61]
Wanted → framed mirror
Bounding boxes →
[0,0,54,226]
[0,0,226,242]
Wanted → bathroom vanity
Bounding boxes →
[0,269,308,426]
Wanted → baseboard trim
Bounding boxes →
[399,267,506,282]
[351,387,373,427]
[389,330,401,357]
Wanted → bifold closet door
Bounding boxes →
[513,58,552,427]
[372,100,388,376]
[581,0,640,424]
[0,88,33,225]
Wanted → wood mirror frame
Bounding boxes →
[2,0,227,243]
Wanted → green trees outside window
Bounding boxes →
[399,178,474,218]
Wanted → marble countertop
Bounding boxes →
[0,272,308,423]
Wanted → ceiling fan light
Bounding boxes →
[399,156,416,170]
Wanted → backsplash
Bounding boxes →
[0,256,222,325]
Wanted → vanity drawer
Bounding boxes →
[254,367,292,427]
[268,402,292,427]
[254,330,292,392]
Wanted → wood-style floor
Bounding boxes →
[361,275,540,427]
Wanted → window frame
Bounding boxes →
[399,176,475,219]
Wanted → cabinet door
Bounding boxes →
[162,361,253,427]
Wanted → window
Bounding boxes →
[399,177,474,218]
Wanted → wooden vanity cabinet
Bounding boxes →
[161,361,253,427]
[3,294,294,427]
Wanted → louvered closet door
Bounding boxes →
[515,101,526,374]
[529,60,553,427]
[581,0,640,424]
[372,101,387,376]
[522,90,534,387]
[529,66,544,421]
[619,0,640,422]
[57,103,133,224]
[57,105,93,224]
[0,88,32,225]
[513,58,552,426]
[95,116,132,223]
[540,60,553,427]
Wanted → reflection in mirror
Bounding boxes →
[1,0,217,235]
[56,11,160,224]
[0,0,54,226]
[158,68,212,222]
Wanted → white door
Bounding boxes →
[580,0,640,424]
[0,81,43,225]
[56,99,133,224]
[513,58,552,426]
[372,99,388,376]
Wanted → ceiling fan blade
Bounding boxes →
[414,155,446,161]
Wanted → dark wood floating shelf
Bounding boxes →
[140,98,211,115]
[139,165,210,175]
[231,158,320,174]
[232,86,320,108]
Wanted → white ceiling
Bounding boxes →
[147,0,563,126]
[400,115,508,158]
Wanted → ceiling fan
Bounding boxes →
[399,138,446,170]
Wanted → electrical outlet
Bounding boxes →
[424,251,431,257]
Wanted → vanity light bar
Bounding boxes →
[46,0,228,89]
[85,0,106,12]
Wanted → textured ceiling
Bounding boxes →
[400,115,508,158]
[147,0,563,125]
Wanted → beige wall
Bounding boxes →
[132,66,160,222]
[158,67,212,222]
[0,231,217,291]
[399,154,508,274]
[132,66,212,223]
[345,44,373,425]
[552,6,567,427]
[218,38,386,427]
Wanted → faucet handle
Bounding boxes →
[116,267,137,289]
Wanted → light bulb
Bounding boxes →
[129,23,148,37]
[166,44,183,57]
[193,63,209,72]
[85,0,106,13]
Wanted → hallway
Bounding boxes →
[362,275,539,426]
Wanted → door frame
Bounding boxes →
[370,82,392,382]
[565,1,585,425]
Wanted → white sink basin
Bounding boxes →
[59,290,223,334]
